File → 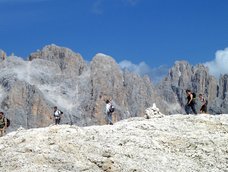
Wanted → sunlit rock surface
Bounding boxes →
[0,114,227,172]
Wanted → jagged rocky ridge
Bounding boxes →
[0,45,228,131]
[0,45,164,131]
[0,114,227,172]
[157,61,228,114]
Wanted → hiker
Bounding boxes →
[199,94,208,113]
[185,89,197,115]
[2,52,6,60]
[53,106,62,125]
[0,51,6,60]
[0,112,7,137]
[105,100,114,125]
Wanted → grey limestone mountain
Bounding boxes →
[210,74,228,113]
[0,45,164,131]
[0,45,227,131]
[156,60,228,114]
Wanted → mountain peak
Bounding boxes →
[29,44,81,61]
[95,53,110,57]
[92,53,116,63]
[28,45,85,74]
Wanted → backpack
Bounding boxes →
[192,92,196,98]
[6,118,10,127]
[54,110,62,117]
[109,105,115,113]
[3,118,10,127]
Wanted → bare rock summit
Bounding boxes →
[0,115,227,172]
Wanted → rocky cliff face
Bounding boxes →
[0,45,162,131]
[29,45,86,77]
[156,61,228,114]
[0,45,227,131]
[209,74,228,113]
[0,115,227,172]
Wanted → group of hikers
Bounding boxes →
[0,90,207,137]
[53,100,115,126]
[105,91,208,125]
[185,89,208,115]
[104,90,208,125]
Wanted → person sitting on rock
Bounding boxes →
[53,106,63,125]
[199,94,208,113]
[105,100,114,125]
[0,112,7,137]
[185,89,197,115]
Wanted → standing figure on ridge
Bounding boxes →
[185,89,197,115]
[53,106,63,125]
[199,94,208,114]
[105,99,115,125]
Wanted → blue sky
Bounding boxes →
[0,0,228,78]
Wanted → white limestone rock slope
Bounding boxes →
[0,114,227,172]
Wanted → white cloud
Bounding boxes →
[119,60,150,76]
[204,48,228,78]
[119,60,169,83]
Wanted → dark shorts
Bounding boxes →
[200,105,207,113]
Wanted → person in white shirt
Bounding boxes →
[105,100,113,125]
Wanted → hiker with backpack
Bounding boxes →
[53,106,63,125]
[105,100,114,125]
[199,94,208,113]
[0,112,7,137]
[185,89,197,115]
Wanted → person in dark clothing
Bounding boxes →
[199,94,207,113]
[185,89,197,115]
[53,106,62,125]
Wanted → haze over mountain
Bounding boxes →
[0,45,228,131]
